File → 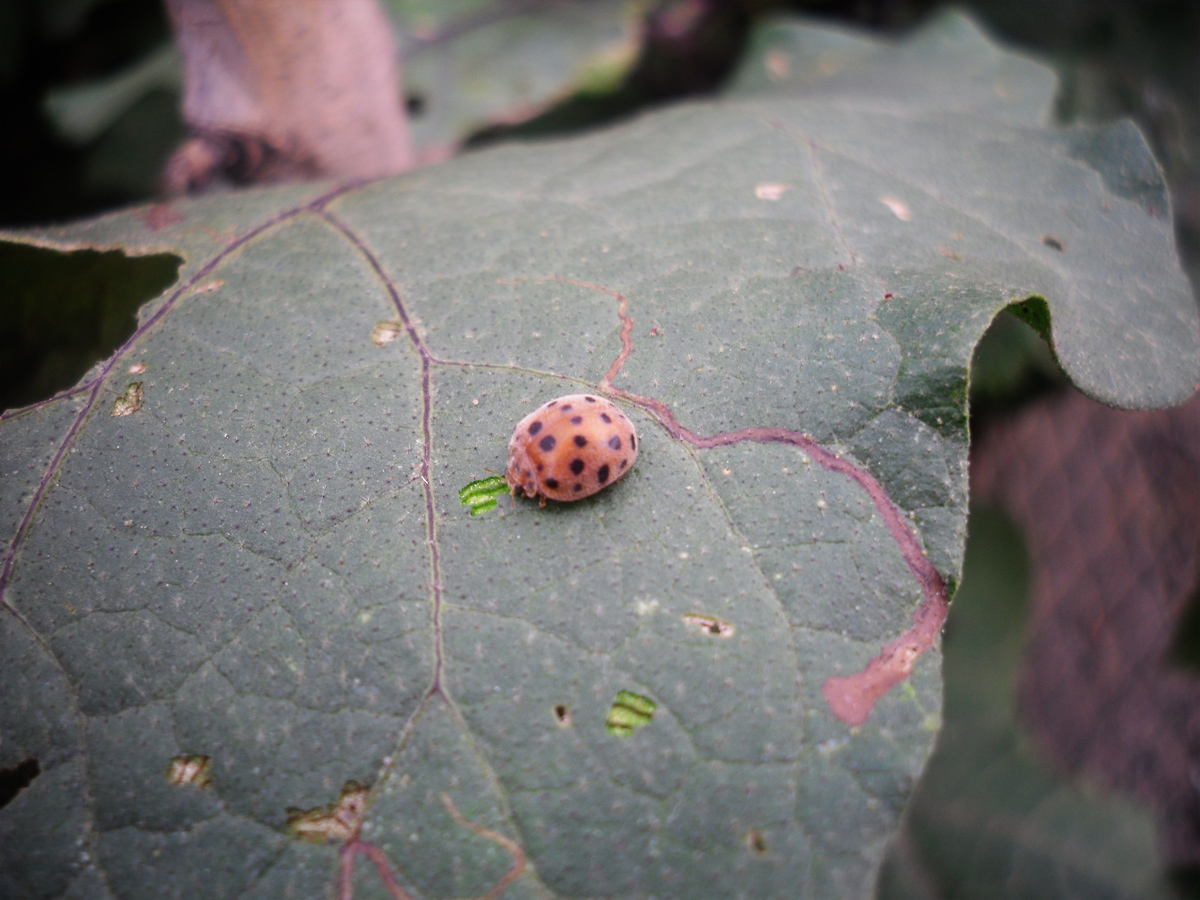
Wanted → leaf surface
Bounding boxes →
[2,12,1196,900]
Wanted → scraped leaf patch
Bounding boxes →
[166,755,212,789]
[287,781,369,844]
[108,381,143,416]
[755,182,790,200]
[880,196,912,221]
[371,320,403,346]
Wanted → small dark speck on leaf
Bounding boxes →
[1042,235,1065,251]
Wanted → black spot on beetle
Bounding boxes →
[629,434,636,450]
[536,463,544,472]
[560,404,573,412]
[569,459,584,475]
[528,421,542,436]
[619,459,627,469]
[539,435,556,452]
[597,464,610,484]
[584,396,597,402]
[544,478,559,490]
[600,413,612,423]
[573,435,587,447]
[608,436,621,450]
[570,416,583,425]
[573,483,583,493]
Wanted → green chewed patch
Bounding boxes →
[459,476,508,516]
[605,690,657,737]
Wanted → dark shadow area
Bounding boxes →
[0,757,40,810]
[1168,563,1200,672]
[968,307,1068,420]
[0,0,172,227]
[1170,865,1200,900]
[0,242,180,412]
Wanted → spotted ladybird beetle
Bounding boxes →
[506,394,638,505]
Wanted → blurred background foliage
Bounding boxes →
[5,0,1200,283]
[5,0,1199,415]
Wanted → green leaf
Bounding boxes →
[393,0,643,155]
[2,12,1196,899]
[43,43,182,146]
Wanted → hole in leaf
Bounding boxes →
[0,243,181,413]
[683,613,735,637]
[745,827,768,854]
[0,757,40,809]
[553,704,571,727]
[1041,235,1065,251]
